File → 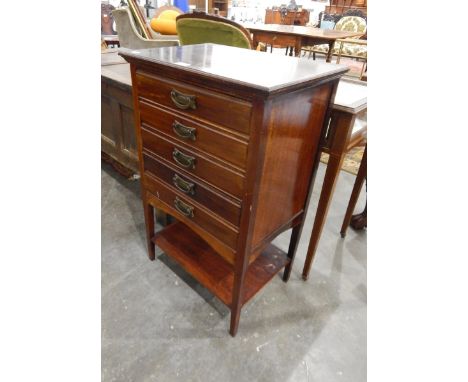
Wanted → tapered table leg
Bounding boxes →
[230,266,247,337]
[302,111,355,281]
[302,152,345,280]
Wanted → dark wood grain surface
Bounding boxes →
[141,126,246,199]
[153,222,289,307]
[135,71,252,134]
[143,152,242,227]
[251,83,334,253]
[138,100,249,169]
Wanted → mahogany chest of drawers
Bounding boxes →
[120,44,347,336]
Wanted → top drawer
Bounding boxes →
[135,71,252,135]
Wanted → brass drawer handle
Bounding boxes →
[174,197,194,218]
[172,148,196,169]
[170,89,197,110]
[172,120,196,141]
[172,174,195,195]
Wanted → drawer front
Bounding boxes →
[141,127,245,199]
[139,100,249,170]
[143,174,238,249]
[143,152,241,227]
[135,72,252,135]
[253,32,298,47]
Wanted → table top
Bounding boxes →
[243,24,363,40]
[333,78,367,114]
[101,63,132,87]
[101,49,127,66]
[119,44,347,94]
[101,50,132,86]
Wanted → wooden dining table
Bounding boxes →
[243,24,363,62]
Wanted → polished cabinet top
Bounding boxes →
[119,43,347,94]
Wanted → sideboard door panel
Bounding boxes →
[101,94,118,151]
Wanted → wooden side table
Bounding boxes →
[302,78,367,280]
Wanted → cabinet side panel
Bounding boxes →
[251,83,332,249]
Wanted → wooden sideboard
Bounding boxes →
[265,9,310,26]
[101,50,139,175]
[120,44,347,336]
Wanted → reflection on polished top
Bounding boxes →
[119,43,347,93]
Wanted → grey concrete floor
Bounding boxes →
[102,161,367,382]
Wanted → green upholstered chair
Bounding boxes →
[176,13,253,49]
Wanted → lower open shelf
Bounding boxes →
[153,222,289,308]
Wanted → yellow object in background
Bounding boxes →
[159,10,181,20]
[150,10,180,35]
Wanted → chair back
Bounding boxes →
[335,16,367,34]
[113,8,143,48]
[176,13,253,49]
[102,3,117,35]
[113,7,179,49]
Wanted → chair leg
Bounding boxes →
[313,52,316,60]
[340,145,367,238]
[350,202,367,231]
[360,60,367,80]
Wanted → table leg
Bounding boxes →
[294,38,302,57]
[143,194,156,261]
[302,152,345,280]
[282,224,302,282]
[350,202,367,231]
[252,34,259,50]
[302,112,355,281]
[326,41,335,63]
[340,145,367,237]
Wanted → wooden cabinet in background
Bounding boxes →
[326,0,367,15]
[265,9,310,26]
[120,44,347,336]
[188,0,231,16]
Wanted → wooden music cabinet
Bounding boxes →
[120,44,347,336]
